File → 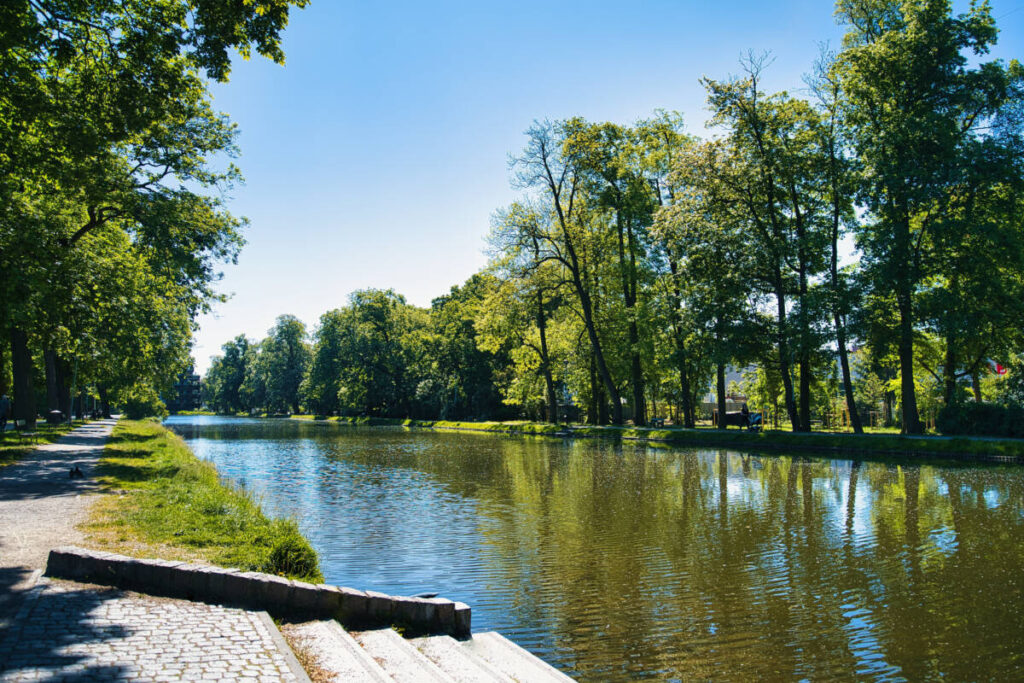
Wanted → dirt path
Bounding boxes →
[0,419,115,613]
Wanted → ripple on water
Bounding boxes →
[166,417,1024,681]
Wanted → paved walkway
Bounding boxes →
[0,420,309,682]
[1,579,302,682]
[0,419,113,608]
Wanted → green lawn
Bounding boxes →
[85,419,322,581]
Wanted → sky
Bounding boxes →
[191,0,1024,374]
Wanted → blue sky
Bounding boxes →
[192,0,1024,373]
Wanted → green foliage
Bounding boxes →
[122,386,169,420]
[936,402,1024,438]
[0,0,307,423]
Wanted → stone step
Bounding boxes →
[459,631,575,683]
[411,634,514,682]
[286,620,390,682]
[353,627,457,683]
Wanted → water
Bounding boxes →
[165,415,1024,681]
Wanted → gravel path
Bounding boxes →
[0,419,114,614]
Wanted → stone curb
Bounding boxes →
[44,546,471,637]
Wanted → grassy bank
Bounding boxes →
[85,419,322,581]
[0,421,84,467]
[301,415,1024,461]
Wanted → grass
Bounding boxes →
[84,419,322,582]
[299,415,1024,460]
[0,421,83,467]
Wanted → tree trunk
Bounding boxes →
[587,355,600,425]
[536,290,557,423]
[10,327,36,428]
[798,355,812,432]
[618,219,645,426]
[797,242,812,432]
[98,383,111,418]
[57,356,72,418]
[837,320,863,433]
[972,372,982,402]
[774,282,800,431]
[667,257,694,428]
[0,329,7,398]
[894,208,923,434]
[716,363,727,430]
[897,290,923,434]
[943,334,958,406]
[45,349,60,414]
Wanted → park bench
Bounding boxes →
[649,417,665,428]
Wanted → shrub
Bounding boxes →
[264,528,322,581]
[936,401,1024,438]
[123,386,168,420]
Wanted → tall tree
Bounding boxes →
[834,0,1023,433]
[511,122,625,424]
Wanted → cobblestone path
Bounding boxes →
[0,578,305,682]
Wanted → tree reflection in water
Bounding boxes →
[168,416,1024,681]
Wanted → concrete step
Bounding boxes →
[286,620,390,682]
[411,634,514,682]
[460,631,574,683]
[353,628,456,683]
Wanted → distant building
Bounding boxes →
[167,366,201,413]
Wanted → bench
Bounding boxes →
[649,418,665,428]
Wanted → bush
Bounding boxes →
[123,386,168,420]
[264,529,322,581]
[936,401,1024,438]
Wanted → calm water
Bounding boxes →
[165,416,1024,681]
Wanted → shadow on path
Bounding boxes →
[0,582,133,681]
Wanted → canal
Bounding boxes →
[166,415,1024,681]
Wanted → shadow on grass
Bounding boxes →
[95,462,177,483]
[106,432,160,445]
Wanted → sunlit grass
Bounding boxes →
[85,419,322,581]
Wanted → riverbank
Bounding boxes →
[84,419,322,581]
[295,415,1024,461]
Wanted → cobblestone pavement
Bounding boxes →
[0,578,304,682]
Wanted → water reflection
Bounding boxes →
[166,416,1024,681]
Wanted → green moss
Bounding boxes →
[94,420,323,582]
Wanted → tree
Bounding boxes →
[429,274,511,421]
[564,119,657,425]
[702,59,832,431]
[261,315,309,414]
[511,121,625,424]
[204,335,251,413]
[834,0,1024,433]
[0,0,306,423]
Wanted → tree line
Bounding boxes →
[205,0,1024,434]
[0,1,307,426]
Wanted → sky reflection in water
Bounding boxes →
[166,416,1024,681]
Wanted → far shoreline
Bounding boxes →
[169,412,1024,463]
